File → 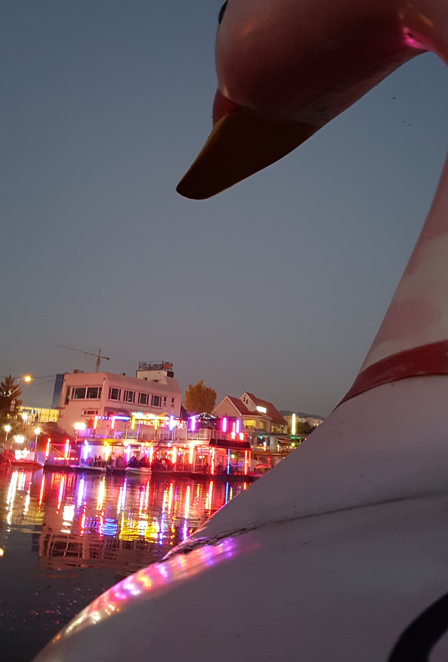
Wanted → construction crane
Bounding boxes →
[57,345,110,372]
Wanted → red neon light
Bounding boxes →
[38,474,46,506]
[57,476,66,511]
[45,439,51,459]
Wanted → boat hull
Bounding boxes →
[124,467,152,475]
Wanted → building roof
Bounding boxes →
[244,393,288,425]
[226,396,251,416]
[214,394,288,427]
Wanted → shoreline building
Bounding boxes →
[213,392,289,461]
[55,361,182,437]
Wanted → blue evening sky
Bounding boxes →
[2,1,448,416]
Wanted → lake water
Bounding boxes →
[0,467,248,661]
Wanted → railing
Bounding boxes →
[47,445,76,466]
[76,428,243,445]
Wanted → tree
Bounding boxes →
[0,375,22,420]
[184,380,216,415]
[297,421,315,437]
[0,376,23,448]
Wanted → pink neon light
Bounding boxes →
[190,416,196,431]
[64,440,70,460]
[236,419,240,434]
[111,417,116,430]
[93,416,98,430]
[45,439,51,459]
[222,417,227,432]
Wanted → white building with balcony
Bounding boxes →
[56,362,182,436]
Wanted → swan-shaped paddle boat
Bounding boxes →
[34,1,448,660]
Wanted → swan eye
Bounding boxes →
[218,1,228,24]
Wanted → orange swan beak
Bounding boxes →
[176,90,318,200]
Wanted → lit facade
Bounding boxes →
[214,392,288,433]
[20,406,59,423]
[213,392,289,454]
[56,367,182,436]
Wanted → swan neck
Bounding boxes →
[361,152,448,372]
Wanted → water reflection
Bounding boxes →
[1,468,247,577]
[0,468,248,661]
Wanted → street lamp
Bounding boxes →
[33,427,41,450]
[13,375,32,387]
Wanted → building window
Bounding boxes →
[243,419,257,428]
[152,394,162,407]
[171,397,175,406]
[138,393,149,405]
[83,409,98,416]
[72,387,86,400]
[65,387,71,405]
[86,387,101,399]
[163,396,167,406]
[123,390,135,403]
[108,387,121,401]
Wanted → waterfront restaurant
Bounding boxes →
[45,412,252,478]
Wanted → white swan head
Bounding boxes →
[177,0,444,199]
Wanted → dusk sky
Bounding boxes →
[2,1,448,416]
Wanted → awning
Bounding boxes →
[209,439,251,450]
[104,408,130,417]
